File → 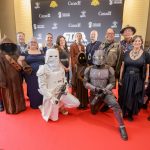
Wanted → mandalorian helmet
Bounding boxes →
[45,48,60,67]
[92,49,106,66]
[77,52,86,65]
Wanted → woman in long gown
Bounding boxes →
[119,35,150,121]
[18,37,45,109]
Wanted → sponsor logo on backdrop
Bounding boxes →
[50,0,58,8]
[91,0,100,6]
[34,2,40,9]
[98,11,112,16]
[109,0,123,5]
[39,13,51,18]
[68,1,81,6]
[52,23,58,29]
[37,33,42,40]
[68,23,81,28]
[33,24,45,30]
[115,33,120,38]
[80,10,86,18]
[111,21,118,28]
[63,32,88,45]
[58,12,71,18]
[88,22,101,28]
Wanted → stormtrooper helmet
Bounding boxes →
[45,49,60,67]
[92,49,106,66]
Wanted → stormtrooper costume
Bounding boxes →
[37,49,80,122]
[83,50,128,141]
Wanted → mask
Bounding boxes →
[0,43,17,53]
[45,49,60,68]
[77,52,86,65]
[93,50,106,66]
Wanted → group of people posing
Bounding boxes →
[0,25,150,141]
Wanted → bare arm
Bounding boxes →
[119,62,124,81]
[17,56,25,66]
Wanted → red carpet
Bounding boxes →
[0,85,150,150]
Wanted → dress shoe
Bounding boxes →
[119,127,128,141]
[127,116,133,122]
[0,101,4,112]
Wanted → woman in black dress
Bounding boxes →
[55,35,70,83]
[119,35,150,121]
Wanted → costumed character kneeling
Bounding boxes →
[37,49,80,122]
[83,49,128,141]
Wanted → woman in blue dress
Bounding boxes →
[18,37,45,109]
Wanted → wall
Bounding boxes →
[122,0,150,43]
[14,0,33,43]
[0,0,16,42]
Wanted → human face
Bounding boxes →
[59,37,66,47]
[106,28,115,42]
[29,38,38,50]
[46,34,53,44]
[17,33,25,44]
[75,33,82,43]
[133,37,142,49]
[90,31,98,42]
[122,28,134,40]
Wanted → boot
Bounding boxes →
[100,104,109,112]
[119,127,128,141]
[0,101,4,112]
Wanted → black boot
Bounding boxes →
[0,101,4,112]
[119,127,128,141]
[100,104,109,112]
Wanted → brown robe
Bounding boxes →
[0,52,26,114]
[76,64,89,108]
[70,42,85,90]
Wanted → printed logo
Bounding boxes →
[98,11,112,16]
[39,13,51,18]
[91,0,100,6]
[88,22,101,28]
[37,33,42,40]
[63,32,88,45]
[68,23,81,28]
[33,24,45,30]
[50,0,58,8]
[52,23,58,29]
[111,21,118,28]
[68,1,81,6]
[58,12,71,18]
[80,10,86,18]
[109,0,123,5]
[34,2,40,9]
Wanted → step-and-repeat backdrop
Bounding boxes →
[31,0,125,46]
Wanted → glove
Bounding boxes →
[102,88,112,95]
[95,87,103,94]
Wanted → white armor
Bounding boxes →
[37,49,80,122]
